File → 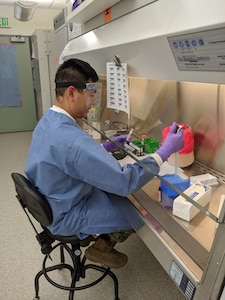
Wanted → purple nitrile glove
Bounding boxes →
[103,135,131,152]
[156,122,184,162]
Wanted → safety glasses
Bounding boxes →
[56,81,102,110]
[56,82,101,92]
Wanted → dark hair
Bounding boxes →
[55,58,99,96]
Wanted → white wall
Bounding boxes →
[0,5,61,36]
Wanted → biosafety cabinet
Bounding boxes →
[63,1,225,299]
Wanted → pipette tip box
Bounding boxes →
[160,174,190,199]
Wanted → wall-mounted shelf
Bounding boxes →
[67,0,122,23]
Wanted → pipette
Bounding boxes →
[175,125,182,175]
[175,153,178,175]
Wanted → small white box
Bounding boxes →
[190,173,218,186]
[173,183,212,221]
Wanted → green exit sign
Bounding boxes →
[0,17,10,28]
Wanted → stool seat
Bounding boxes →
[11,172,119,300]
[44,227,81,244]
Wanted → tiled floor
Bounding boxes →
[0,131,186,300]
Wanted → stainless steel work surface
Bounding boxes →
[140,163,225,251]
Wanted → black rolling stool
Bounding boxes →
[11,173,119,300]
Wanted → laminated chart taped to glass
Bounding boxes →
[106,62,129,116]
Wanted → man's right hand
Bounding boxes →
[155,122,184,161]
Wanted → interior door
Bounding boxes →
[0,35,37,133]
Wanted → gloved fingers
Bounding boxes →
[126,135,132,143]
[169,121,178,133]
[173,133,184,152]
[119,134,131,143]
[120,134,130,140]
[103,135,129,152]
[111,135,130,147]
[178,133,184,149]
[112,134,128,142]
[177,129,184,137]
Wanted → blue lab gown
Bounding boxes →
[25,107,161,239]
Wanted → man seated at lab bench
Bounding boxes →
[25,58,184,269]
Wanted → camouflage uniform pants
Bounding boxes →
[104,229,135,243]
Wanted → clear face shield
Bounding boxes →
[55,81,102,112]
[84,83,102,139]
[84,82,102,112]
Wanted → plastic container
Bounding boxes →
[131,137,160,154]
[144,137,160,154]
[160,174,190,200]
[160,191,175,209]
